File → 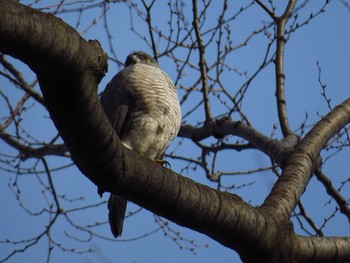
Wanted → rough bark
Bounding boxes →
[0,1,349,262]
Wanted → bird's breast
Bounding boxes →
[120,64,181,160]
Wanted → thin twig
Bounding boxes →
[315,167,350,221]
[255,0,276,19]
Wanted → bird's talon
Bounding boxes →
[155,159,171,168]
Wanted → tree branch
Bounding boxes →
[179,120,299,167]
[192,0,212,122]
[263,98,350,220]
[255,0,276,19]
[0,54,44,105]
[2,2,350,262]
[295,235,350,262]
[142,0,158,61]
[275,0,296,137]
[315,167,350,221]
[0,0,266,256]
[0,128,68,158]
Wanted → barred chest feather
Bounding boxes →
[121,64,181,160]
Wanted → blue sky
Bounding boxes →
[0,1,349,262]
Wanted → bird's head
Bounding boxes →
[125,51,158,67]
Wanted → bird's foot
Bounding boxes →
[155,159,171,168]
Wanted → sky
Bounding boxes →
[0,1,350,263]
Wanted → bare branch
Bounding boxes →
[0,54,44,105]
[179,120,299,167]
[142,0,158,60]
[1,1,349,262]
[264,98,350,220]
[192,0,212,122]
[0,129,68,158]
[255,0,276,19]
[274,0,296,137]
[315,167,350,221]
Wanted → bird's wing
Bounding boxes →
[100,71,135,139]
[100,70,134,238]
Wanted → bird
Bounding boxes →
[99,51,182,238]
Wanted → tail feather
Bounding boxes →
[108,194,127,238]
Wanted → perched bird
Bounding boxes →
[100,51,182,238]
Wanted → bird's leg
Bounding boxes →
[138,152,171,168]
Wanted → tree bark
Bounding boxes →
[1,1,349,262]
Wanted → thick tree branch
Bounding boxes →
[0,0,267,256]
[2,2,350,262]
[263,98,350,220]
[295,235,350,262]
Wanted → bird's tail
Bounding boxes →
[108,194,127,238]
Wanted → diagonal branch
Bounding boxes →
[255,0,276,19]
[263,98,350,220]
[0,54,44,105]
[315,167,350,221]
[2,2,350,262]
[0,0,265,255]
